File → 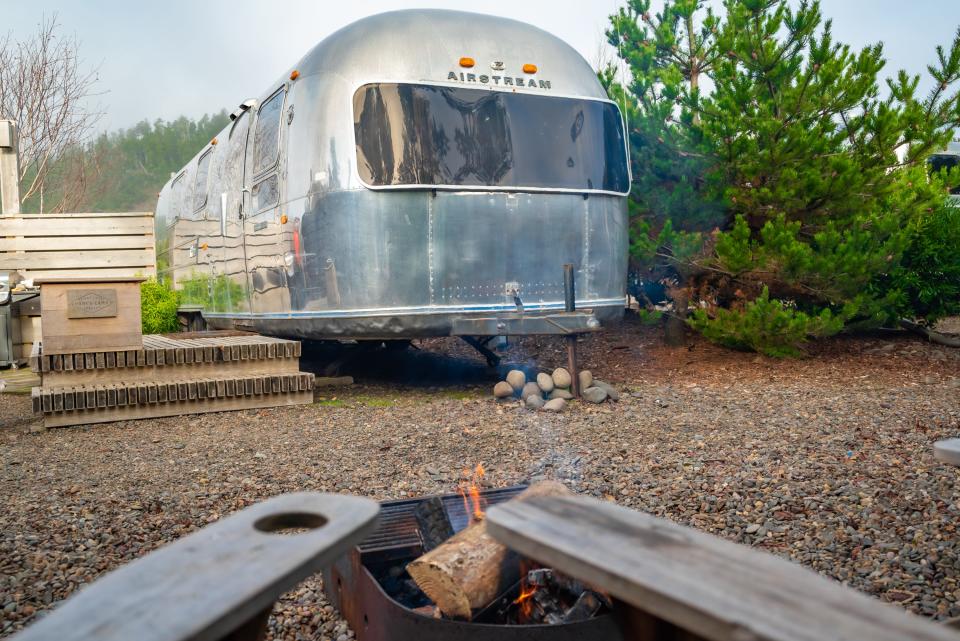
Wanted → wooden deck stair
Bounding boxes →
[31,332,315,428]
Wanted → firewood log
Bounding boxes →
[406,481,570,619]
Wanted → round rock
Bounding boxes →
[493,381,514,398]
[526,394,545,410]
[520,382,542,401]
[543,398,566,412]
[551,367,572,389]
[578,370,593,391]
[582,386,608,404]
[592,380,620,401]
[548,388,574,401]
[536,372,555,393]
[505,370,526,391]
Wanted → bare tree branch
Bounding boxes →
[0,14,104,212]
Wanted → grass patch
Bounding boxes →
[356,395,395,408]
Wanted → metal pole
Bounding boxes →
[0,120,21,216]
[563,264,580,398]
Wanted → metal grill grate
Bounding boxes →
[358,486,527,555]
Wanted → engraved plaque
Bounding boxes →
[67,289,118,318]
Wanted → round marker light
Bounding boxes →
[280,214,288,224]
[523,63,538,74]
[290,69,300,81]
[459,57,475,68]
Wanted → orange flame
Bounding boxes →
[458,463,487,523]
[513,559,537,621]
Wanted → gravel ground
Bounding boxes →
[1,317,959,638]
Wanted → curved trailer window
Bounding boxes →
[929,154,960,195]
[354,83,630,194]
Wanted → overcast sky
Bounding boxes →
[4,1,960,132]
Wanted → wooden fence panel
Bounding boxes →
[0,212,155,280]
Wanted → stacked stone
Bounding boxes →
[492,367,620,411]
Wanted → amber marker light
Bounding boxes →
[290,69,300,81]
[200,243,208,251]
[280,214,288,224]
[523,63,538,74]
[210,137,218,145]
[459,57,475,68]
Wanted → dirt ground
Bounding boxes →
[1,316,959,639]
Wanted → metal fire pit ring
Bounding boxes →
[323,553,624,641]
[322,487,623,641]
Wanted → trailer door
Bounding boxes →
[243,87,289,314]
[217,108,254,314]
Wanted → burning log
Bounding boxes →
[406,481,570,620]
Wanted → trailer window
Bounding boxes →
[929,154,960,195]
[170,172,186,221]
[193,149,212,211]
[253,174,279,212]
[253,90,284,176]
[353,83,629,194]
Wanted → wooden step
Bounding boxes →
[33,372,315,428]
[33,333,306,387]
[31,332,302,374]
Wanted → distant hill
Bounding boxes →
[21,111,229,213]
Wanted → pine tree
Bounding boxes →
[608,0,960,354]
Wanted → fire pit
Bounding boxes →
[322,486,623,641]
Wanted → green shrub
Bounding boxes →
[178,272,246,313]
[141,278,180,334]
[884,204,960,325]
[635,308,664,325]
[688,287,845,358]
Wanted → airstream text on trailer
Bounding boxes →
[155,9,631,342]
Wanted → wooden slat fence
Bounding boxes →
[0,212,155,281]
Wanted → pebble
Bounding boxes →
[505,370,526,391]
[493,381,514,398]
[551,367,572,389]
[578,370,593,391]
[526,395,545,410]
[536,373,555,393]
[520,382,542,402]
[581,386,608,404]
[592,380,620,401]
[543,398,566,412]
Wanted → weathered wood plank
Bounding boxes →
[0,249,154,270]
[485,494,960,641]
[17,267,156,280]
[8,493,378,641]
[0,235,153,251]
[0,213,153,236]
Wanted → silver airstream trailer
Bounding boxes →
[155,9,630,343]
